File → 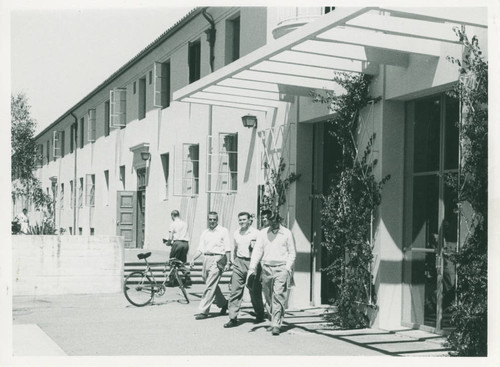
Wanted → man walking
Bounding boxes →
[248,210,296,336]
[223,212,264,328]
[190,211,231,320]
[164,210,191,286]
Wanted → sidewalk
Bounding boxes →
[11,285,451,357]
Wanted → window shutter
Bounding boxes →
[78,178,83,208]
[110,88,126,128]
[87,109,96,142]
[85,174,92,206]
[60,184,64,210]
[53,131,61,158]
[153,62,163,108]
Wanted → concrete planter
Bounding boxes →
[12,235,124,296]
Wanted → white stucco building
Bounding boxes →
[30,7,488,334]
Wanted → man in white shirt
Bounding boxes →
[190,211,231,320]
[164,210,191,286]
[248,210,296,336]
[16,208,29,234]
[223,212,264,328]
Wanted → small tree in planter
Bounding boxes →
[313,73,389,329]
[259,158,300,225]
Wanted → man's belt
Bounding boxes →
[237,256,251,261]
[204,252,224,256]
[262,261,286,267]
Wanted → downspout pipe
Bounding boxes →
[202,7,216,72]
[70,112,78,235]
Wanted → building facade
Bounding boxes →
[30,7,488,333]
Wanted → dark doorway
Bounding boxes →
[316,122,344,305]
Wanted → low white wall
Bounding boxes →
[13,235,124,296]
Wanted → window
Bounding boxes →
[53,130,65,159]
[153,61,170,109]
[149,70,152,84]
[225,15,240,65]
[324,7,335,14]
[138,77,146,120]
[78,177,83,208]
[36,144,44,167]
[119,165,126,189]
[46,140,50,163]
[110,88,127,128]
[70,124,75,153]
[60,183,64,210]
[70,180,74,208]
[160,153,170,200]
[133,81,136,94]
[188,40,201,83]
[104,170,109,206]
[88,109,96,142]
[90,228,95,236]
[79,227,83,235]
[69,226,73,235]
[104,101,110,136]
[137,168,147,190]
[85,174,95,207]
[79,117,84,148]
[60,131,65,158]
[207,133,238,193]
[174,144,199,196]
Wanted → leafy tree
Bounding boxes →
[444,28,488,357]
[11,93,38,181]
[11,93,52,220]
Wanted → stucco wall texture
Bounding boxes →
[13,235,124,296]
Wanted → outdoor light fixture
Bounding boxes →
[141,151,151,161]
[241,114,257,129]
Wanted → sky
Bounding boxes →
[9,3,195,135]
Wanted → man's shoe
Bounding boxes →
[195,314,208,320]
[223,318,238,328]
[220,304,228,316]
[271,327,280,336]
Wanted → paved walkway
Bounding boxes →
[11,285,451,358]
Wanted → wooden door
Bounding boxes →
[116,191,137,248]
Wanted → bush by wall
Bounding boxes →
[444,28,488,357]
[314,73,389,329]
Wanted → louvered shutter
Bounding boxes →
[53,131,61,158]
[110,88,126,128]
[88,109,96,142]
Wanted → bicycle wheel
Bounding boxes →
[174,270,190,304]
[124,271,154,307]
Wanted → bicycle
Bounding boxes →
[124,252,190,307]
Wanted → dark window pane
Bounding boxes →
[412,175,439,249]
[444,97,459,170]
[413,97,441,172]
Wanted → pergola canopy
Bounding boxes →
[173,7,487,110]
